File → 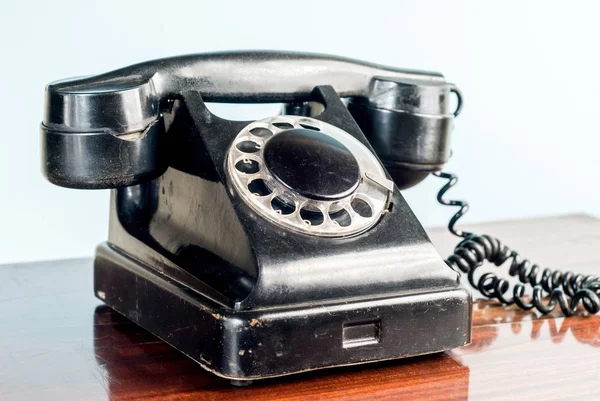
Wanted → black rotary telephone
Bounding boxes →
[40,51,599,383]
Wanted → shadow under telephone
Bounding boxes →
[40,51,600,383]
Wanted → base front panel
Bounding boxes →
[94,243,472,380]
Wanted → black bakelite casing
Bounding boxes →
[93,86,471,381]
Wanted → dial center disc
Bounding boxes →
[263,128,361,201]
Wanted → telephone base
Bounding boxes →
[94,243,471,381]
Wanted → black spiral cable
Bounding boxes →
[433,171,600,316]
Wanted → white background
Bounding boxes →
[1,1,598,264]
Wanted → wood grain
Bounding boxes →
[0,215,599,400]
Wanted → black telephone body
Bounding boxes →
[41,52,471,382]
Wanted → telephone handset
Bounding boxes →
[41,51,461,190]
[40,51,598,383]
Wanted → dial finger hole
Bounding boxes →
[248,179,272,197]
[249,127,273,138]
[300,207,324,226]
[271,197,296,215]
[235,159,260,174]
[236,140,261,153]
[351,197,373,218]
[299,123,320,131]
[328,208,352,227]
[273,122,294,130]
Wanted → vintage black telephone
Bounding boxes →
[40,51,599,383]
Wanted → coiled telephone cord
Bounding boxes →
[434,171,600,316]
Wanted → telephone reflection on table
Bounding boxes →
[39,51,600,384]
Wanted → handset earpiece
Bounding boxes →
[348,77,462,189]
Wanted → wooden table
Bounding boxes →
[1,215,599,400]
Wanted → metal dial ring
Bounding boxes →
[226,115,392,237]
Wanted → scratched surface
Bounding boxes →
[0,214,599,400]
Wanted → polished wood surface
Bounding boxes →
[1,214,599,400]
